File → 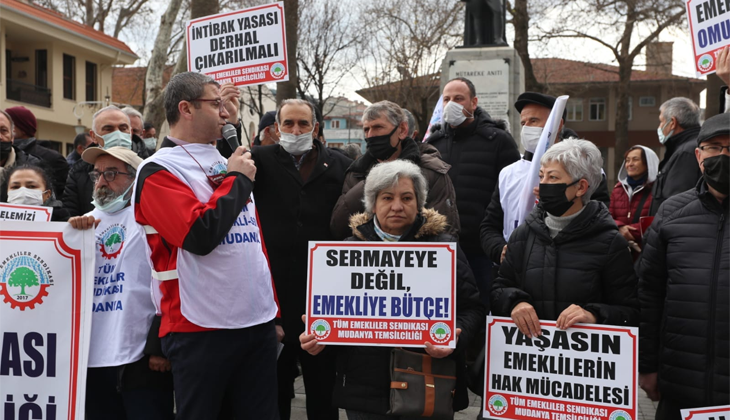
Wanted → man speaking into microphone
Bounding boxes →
[133,72,280,419]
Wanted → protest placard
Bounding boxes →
[305,241,457,348]
[686,0,730,76]
[483,316,638,420]
[186,2,288,86]
[0,222,95,420]
[681,406,730,420]
[0,203,53,222]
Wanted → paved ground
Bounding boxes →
[288,375,659,420]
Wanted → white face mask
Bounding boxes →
[100,130,133,150]
[520,125,543,153]
[143,137,157,150]
[8,187,45,206]
[657,121,673,145]
[443,101,472,127]
[279,130,314,155]
[92,184,133,214]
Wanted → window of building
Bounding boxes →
[566,99,583,121]
[63,54,75,100]
[627,96,632,121]
[85,61,97,102]
[36,50,47,88]
[331,120,340,129]
[589,98,606,121]
[639,96,655,107]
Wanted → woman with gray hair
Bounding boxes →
[300,160,483,419]
[492,139,638,339]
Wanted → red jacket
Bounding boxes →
[609,181,654,237]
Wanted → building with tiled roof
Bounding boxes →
[0,0,138,154]
[357,48,705,183]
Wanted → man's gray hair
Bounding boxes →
[540,138,603,204]
[660,97,701,128]
[362,101,405,128]
[402,108,416,138]
[92,105,130,133]
[164,72,219,126]
[363,160,428,215]
[275,99,316,126]
[0,109,15,136]
[121,106,143,120]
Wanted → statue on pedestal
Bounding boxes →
[461,0,508,47]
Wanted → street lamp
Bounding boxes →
[72,94,127,133]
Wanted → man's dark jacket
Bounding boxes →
[330,138,460,239]
[649,126,701,215]
[426,107,520,254]
[62,136,148,217]
[251,140,352,339]
[491,201,639,326]
[334,209,483,414]
[638,180,729,407]
[479,152,612,264]
[14,137,68,199]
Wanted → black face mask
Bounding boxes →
[702,154,729,195]
[0,142,12,160]
[366,126,400,161]
[539,179,580,216]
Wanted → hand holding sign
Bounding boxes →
[511,302,541,338]
[556,304,597,330]
[300,314,326,355]
[425,328,461,358]
[717,46,730,85]
[221,83,241,120]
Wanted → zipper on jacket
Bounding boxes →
[706,212,725,405]
[342,374,346,387]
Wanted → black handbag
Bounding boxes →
[388,348,457,419]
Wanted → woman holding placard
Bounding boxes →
[4,164,69,221]
[491,139,638,338]
[300,160,483,419]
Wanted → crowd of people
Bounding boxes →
[0,66,727,420]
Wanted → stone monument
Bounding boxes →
[441,0,524,142]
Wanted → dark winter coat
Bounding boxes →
[14,137,69,199]
[426,107,520,254]
[251,140,352,339]
[638,180,729,406]
[48,198,70,221]
[333,209,484,414]
[649,126,702,215]
[479,153,613,265]
[62,143,148,217]
[330,138,460,240]
[491,201,638,326]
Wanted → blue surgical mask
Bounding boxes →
[101,130,133,150]
[92,184,133,213]
[657,121,674,145]
[143,137,157,150]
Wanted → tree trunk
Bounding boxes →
[276,0,299,105]
[143,0,184,135]
[511,0,542,92]
[614,62,632,184]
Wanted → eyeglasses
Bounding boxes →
[191,98,225,113]
[89,170,133,183]
[699,145,730,155]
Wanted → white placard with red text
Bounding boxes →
[0,203,53,222]
[686,0,730,76]
[305,241,457,348]
[0,222,95,419]
[186,2,289,86]
[682,405,730,420]
[483,316,638,420]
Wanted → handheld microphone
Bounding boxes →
[222,123,240,153]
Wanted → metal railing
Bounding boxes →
[5,79,52,108]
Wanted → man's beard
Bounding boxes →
[93,185,123,206]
